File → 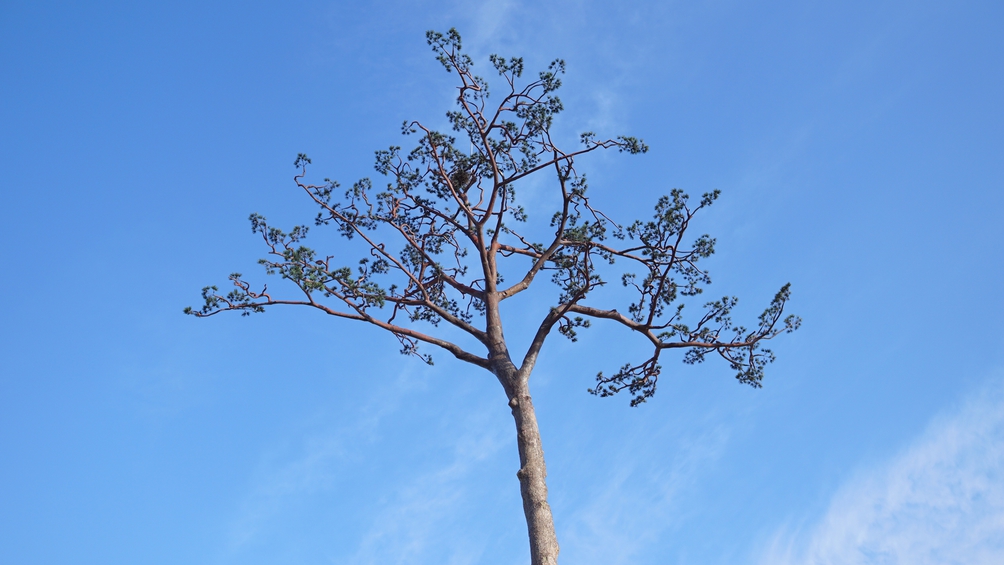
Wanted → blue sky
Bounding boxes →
[1,1,1002,564]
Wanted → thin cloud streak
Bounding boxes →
[560,422,731,565]
[221,361,520,564]
[224,368,426,550]
[348,392,515,565]
[759,375,1004,565]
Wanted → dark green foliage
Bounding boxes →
[187,28,799,406]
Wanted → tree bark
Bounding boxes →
[485,274,558,563]
[504,375,560,565]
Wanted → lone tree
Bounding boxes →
[187,29,800,565]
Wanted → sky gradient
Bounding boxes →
[2,1,1002,564]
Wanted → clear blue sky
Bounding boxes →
[2,1,1002,564]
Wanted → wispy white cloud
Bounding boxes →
[221,364,520,564]
[560,422,731,565]
[462,0,519,51]
[759,376,1004,565]
[224,368,426,550]
[348,403,512,565]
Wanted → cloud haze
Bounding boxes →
[759,376,1004,565]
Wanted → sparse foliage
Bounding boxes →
[187,28,800,565]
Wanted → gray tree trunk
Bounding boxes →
[508,380,559,565]
[492,357,559,565]
[485,289,559,564]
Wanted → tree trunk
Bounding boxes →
[506,378,560,565]
[484,289,558,563]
